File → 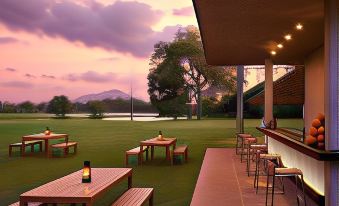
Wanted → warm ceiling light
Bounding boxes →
[284,34,292,40]
[277,44,283,49]
[271,51,277,55]
[296,23,303,30]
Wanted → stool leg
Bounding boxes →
[241,140,244,162]
[236,135,239,155]
[271,171,276,206]
[254,153,258,188]
[301,174,306,206]
[295,175,299,206]
[265,164,270,206]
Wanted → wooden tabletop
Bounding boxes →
[22,133,68,140]
[140,137,176,146]
[20,168,132,205]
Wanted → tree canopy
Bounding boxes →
[148,26,236,119]
[47,95,73,117]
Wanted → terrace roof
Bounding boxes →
[192,0,324,66]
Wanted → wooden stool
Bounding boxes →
[235,133,252,155]
[270,167,306,206]
[246,143,267,176]
[241,137,257,163]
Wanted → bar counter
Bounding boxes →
[257,127,339,205]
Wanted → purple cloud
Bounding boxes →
[0,0,179,57]
[0,36,19,44]
[173,7,194,16]
[24,73,36,78]
[5,67,16,72]
[0,81,33,88]
[65,71,114,83]
[41,74,55,79]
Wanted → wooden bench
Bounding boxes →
[9,140,43,156]
[125,146,149,166]
[49,142,77,157]
[172,145,188,164]
[9,202,43,206]
[111,188,154,206]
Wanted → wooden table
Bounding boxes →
[22,133,68,156]
[19,168,132,206]
[140,137,177,161]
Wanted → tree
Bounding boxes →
[148,26,236,119]
[47,95,73,117]
[2,101,16,113]
[37,102,47,112]
[17,101,36,113]
[88,100,106,118]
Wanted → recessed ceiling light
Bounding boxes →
[296,23,303,30]
[284,34,292,40]
[271,51,277,55]
[277,44,283,49]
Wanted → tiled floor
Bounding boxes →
[191,148,318,206]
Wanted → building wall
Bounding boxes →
[304,47,325,133]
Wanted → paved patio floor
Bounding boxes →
[191,148,318,206]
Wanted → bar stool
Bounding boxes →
[254,153,282,194]
[241,137,257,163]
[235,133,252,155]
[270,167,306,206]
[246,143,267,176]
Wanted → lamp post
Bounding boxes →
[130,75,133,121]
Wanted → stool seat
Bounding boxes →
[260,153,280,160]
[275,168,303,175]
[250,144,267,149]
[238,133,252,138]
[244,138,257,144]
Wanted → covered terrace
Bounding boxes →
[191,0,339,206]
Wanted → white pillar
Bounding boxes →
[324,0,339,205]
[236,65,244,133]
[264,59,273,123]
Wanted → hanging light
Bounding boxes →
[271,51,277,56]
[277,44,283,49]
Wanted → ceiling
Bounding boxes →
[192,0,324,66]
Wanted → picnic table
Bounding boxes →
[140,137,177,161]
[22,133,68,156]
[19,168,132,206]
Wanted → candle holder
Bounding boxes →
[82,161,91,183]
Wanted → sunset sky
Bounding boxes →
[0,0,286,103]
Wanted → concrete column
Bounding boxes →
[264,59,274,123]
[236,65,244,133]
[324,0,339,205]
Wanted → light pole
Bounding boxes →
[130,72,133,121]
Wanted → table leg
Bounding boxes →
[21,140,25,156]
[45,139,49,156]
[166,146,170,161]
[151,146,154,160]
[128,175,132,189]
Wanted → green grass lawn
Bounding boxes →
[0,117,303,205]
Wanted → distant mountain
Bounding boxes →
[74,89,130,103]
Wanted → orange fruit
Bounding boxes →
[317,134,325,142]
[317,113,325,122]
[318,126,325,134]
[317,142,325,150]
[309,127,318,136]
[305,135,317,146]
[312,119,322,128]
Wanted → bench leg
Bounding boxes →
[146,147,149,161]
[138,153,142,166]
[64,148,67,156]
[151,146,154,160]
[185,149,188,162]
[39,142,43,152]
[74,144,77,153]
[9,146,12,157]
[30,144,34,152]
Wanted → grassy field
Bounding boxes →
[0,117,303,205]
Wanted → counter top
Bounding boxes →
[257,127,339,161]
